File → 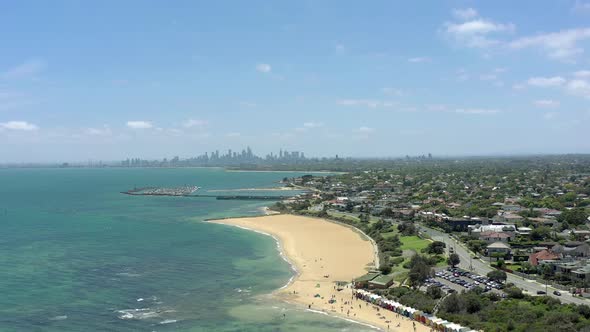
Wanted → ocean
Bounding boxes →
[0,168,374,331]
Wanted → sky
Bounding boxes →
[1,0,589,162]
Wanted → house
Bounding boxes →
[480,231,513,243]
[529,249,561,266]
[517,227,533,236]
[368,274,394,289]
[552,242,590,258]
[486,242,512,257]
[468,224,517,239]
[353,272,380,289]
[528,217,558,227]
[555,261,581,277]
[572,264,590,283]
[444,218,479,231]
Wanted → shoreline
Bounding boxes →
[207,214,429,332]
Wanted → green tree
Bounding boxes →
[408,255,433,289]
[487,270,507,283]
[531,226,551,241]
[558,208,589,226]
[447,253,460,268]
[425,241,446,255]
[426,285,443,299]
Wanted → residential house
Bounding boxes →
[480,231,513,243]
[529,249,561,266]
[486,242,512,257]
[552,242,590,258]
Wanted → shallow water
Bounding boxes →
[0,168,374,331]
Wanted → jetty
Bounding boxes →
[121,186,293,201]
[122,186,200,197]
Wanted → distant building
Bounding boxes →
[529,249,561,266]
[486,242,511,257]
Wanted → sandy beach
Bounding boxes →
[209,214,430,332]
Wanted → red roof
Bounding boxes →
[529,250,561,266]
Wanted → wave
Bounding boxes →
[159,319,178,325]
[117,308,160,320]
[49,315,68,321]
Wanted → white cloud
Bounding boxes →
[356,126,375,133]
[480,74,498,81]
[443,15,515,48]
[527,76,566,87]
[543,112,558,120]
[0,121,38,131]
[512,83,526,90]
[126,121,153,129]
[446,19,514,35]
[565,79,590,98]
[85,126,112,136]
[455,108,500,115]
[303,121,324,128]
[408,57,431,63]
[452,8,478,20]
[381,87,405,96]
[183,119,207,128]
[1,58,46,79]
[509,28,590,61]
[573,70,590,78]
[426,104,448,111]
[337,99,395,108]
[533,99,560,108]
[256,63,272,73]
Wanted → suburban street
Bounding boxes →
[418,224,590,306]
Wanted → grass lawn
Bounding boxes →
[505,263,522,271]
[400,235,431,252]
[381,231,399,239]
[327,211,359,222]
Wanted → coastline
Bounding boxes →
[207,214,429,332]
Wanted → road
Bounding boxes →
[322,211,589,305]
[418,224,590,306]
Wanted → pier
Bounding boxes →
[121,187,293,201]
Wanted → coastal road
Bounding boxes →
[417,224,590,306]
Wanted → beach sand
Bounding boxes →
[209,214,430,332]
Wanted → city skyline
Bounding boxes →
[1,1,590,162]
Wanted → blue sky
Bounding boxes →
[1,1,589,162]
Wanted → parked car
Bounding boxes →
[553,291,562,296]
[537,291,546,295]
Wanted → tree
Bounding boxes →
[408,255,433,289]
[359,213,370,223]
[447,253,460,268]
[487,270,507,283]
[558,208,589,226]
[426,285,443,299]
[425,241,446,255]
[398,221,417,236]
[504,286,524,299]
[531,226,551,241]
[441,293,462,313]
[542,264,555,279]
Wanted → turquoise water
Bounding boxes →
[0,168,372,331]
